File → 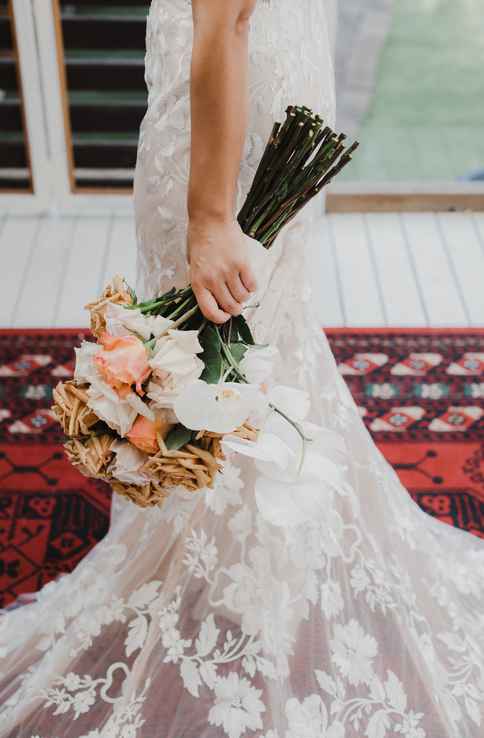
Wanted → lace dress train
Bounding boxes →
[1,2,484,737]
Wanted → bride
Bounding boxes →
[1,1,484,736]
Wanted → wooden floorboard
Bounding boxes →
[103,215,138,294]
[365,213,426,326]
[54,216,113,328]
[0,216,42,326]
[0,211,482,329]
[401,213,468,326]
[329,213,386,326]
[13,216,77,328]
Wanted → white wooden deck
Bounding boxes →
[1,210,483,328]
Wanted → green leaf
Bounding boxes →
[229,342,247,364]
[231,315,255,345]
[199,324,223,384]
[165,424,193,451]
[128,286,138,305]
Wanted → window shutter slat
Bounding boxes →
[57,1,148,191]
[0,1,32,191]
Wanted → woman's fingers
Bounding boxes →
[227,272,251,304]
[193,270,254,324]
[239,261,257,293]
[193,284,231,324]
[214,282,243,316]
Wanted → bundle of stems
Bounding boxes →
[128,104,358,338]
[238,104,359,248]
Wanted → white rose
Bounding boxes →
[148,329,204,401]
[105,302,173,340]
[74,340,101,384]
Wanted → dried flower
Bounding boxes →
[142,440,222,493]
[84,275,134,339]
[51,380,99,437]
[64,433,116,479]
[110,478,172,509]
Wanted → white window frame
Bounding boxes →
[3,1,484,215]
[1,0,50,213]
[2,0,133,215]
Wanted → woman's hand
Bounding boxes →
[188,217,257,324]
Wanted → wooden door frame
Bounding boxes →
[327,183,484,213]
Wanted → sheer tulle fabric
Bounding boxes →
[1,2,484,737]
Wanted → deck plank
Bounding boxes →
[0,216,41,326]
[102,214,138,293]
[401,213,467,326]
[329,213,386,326]
[365,212,426,326]
[13,216,77,328]
[54,216,112,328]
[437,213,484,326]
[308,216,344,327]
[0,212,481,328]
[472,213,484,259]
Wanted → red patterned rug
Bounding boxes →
[0,327,483,609]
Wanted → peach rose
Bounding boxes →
[126,411,174,454]
[94,332,152,398]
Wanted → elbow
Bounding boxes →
[236,1,257,30]
[192,0,256,36]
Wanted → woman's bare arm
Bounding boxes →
[187,0,258,324]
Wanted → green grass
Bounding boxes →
[344,0,484,182]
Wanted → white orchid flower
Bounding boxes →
[239,344,279,385]
[223,416,347,528]
[105,302,173,340]
[254,449,346,528]
[221,387,349,527]
[109,440,152,485]
[267,385,310,422]
[174,380,262,434]
[222,431,295,468]
[221,408,300,484]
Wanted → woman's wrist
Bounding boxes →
[187,208,236,229]
[187,189,236,226]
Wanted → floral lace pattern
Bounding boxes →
[2,1,484,736]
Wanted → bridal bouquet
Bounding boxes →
[51,106,357,512]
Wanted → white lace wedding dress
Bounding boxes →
[2,2,484,736]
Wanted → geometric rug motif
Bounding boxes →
[327,328,484,537]
[0,327,482,608]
